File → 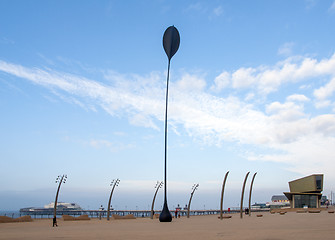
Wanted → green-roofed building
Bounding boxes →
[283,174,323,208]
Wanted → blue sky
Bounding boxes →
[1,0,335,211]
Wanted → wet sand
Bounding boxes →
[1,211,335,240]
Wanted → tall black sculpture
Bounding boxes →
[160,26,180,222]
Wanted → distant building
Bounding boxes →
[44,202,82,210]
[267,195,290,209]
[271,195,289,203]
[20,202,82,212]
[283,174,323,208]
[251,203,267,209]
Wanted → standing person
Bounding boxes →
[53,217,58,227]
[175,209,178,218]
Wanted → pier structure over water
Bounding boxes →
[19,208,267,219]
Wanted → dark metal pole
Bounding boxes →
[164,60,170,205]
[160,26,180,223]
[248,172,257,216]
[220,171,229,220]
[240,172,250,219]
[159,59,172,222]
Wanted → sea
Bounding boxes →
[0,210,55,219]
[0,210,21,218]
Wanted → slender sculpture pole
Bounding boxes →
[248,172,257,216]
[187,184,199,218]
[107,179,120,221]
[151,181,163,219]
[53,174,67,227]
[240,172,250,219]
[160,26,180,223]
[220,171,229,220]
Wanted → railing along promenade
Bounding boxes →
[18,208,270,219]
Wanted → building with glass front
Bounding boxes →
[283,174,323,208]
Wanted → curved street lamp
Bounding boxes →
[160,25,180,223]
[187,184,199,218]
[220,171,229,220]
[248,172,257,216]
[53,174,67,227]
[240,172,250,219]
[151,181,163,219]
[107,179,120,221]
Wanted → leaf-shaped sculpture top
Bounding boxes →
[163,26,180,61]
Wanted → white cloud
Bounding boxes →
[213,54,335,96]
[286,94,310,102]
[210,71,230,92]
[314,100,332,109]
[175,73,206,92]
[314,77,335,100]
[231,67,257,88]
[1,56,335,182]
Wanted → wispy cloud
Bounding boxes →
[304,0,317,10]
[213,6,223,17]
[330,1,335,11]
[1,55,335,181]
[210,54,335,96]
[278,42,295,56]
[185,3,224,19]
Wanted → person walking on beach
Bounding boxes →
[53,217,58,227]
[175,209,178,219]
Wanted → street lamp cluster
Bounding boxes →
[52,172,257,226]
[219,171,258,220]
[187,183,199,218]
[151,181,163,219]
[53,174,67,227]
[107,178,120,221]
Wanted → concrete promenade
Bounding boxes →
[1,211,335,240]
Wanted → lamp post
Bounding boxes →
[160,25,180,223]
[53,174,67,227]
[151,181,163,219]
[187,184,199,218]
[220,171,229,220]
[107,179,120,221]
[248,172,257,216]
[240,172,250,219]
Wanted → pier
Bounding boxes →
[18,208,268,219]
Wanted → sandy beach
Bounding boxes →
[1,211,335,240]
